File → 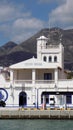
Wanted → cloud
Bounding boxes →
[13,18,44,29]
[49,0,73,29]
[0,1,30,23]
[11,18,45,43]
[1,17,44,43]
[0,1,45,44]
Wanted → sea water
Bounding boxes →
[0,119,73,130]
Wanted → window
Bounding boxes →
[54,56,57,62]
[43,56,47,62]
[44,73,52,80]
[46,43,48,48]
[49,56,52,62]
[66,95,72,104]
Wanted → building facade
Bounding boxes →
[0,35,73,109]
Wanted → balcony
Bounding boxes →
[12,79,73,92]
[13,80,55,88]
[58,79,73,91]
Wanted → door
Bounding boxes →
[19,91,27,107]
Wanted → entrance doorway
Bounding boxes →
[41,92,49,104]
[19,91,27,107]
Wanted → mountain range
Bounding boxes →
[0,27,73,70]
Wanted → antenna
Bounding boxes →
[48,16,51,42]
[49,17,50,34]
[60,33,63,43]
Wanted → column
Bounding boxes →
[36,88,38,109]
[10,70,14,83]
[32,69,36,84]
[32,69,36,105]
[42,95,46,110]
[10,70,14,106]
[54,69,58,84]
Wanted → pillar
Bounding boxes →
[10,70,14,106]
[32,69,36,84]
[54,69,58,84]
[32,69,36,105]
[10,70,14,83]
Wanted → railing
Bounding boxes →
[14,79,73,84]
[58,79,73,89]
[35,80,54,84]
[46,44,59,49]
[14,80,32,84]
[13,79,73,90]
[13,80,55,85]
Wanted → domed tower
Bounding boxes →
[37,36,48,60]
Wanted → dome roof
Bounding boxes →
[37,35,48,40]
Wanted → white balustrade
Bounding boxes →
[12,79,73,91]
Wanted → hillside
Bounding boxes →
[0,27,73,70]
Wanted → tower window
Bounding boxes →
[43,56,47,62]
[46,43,48,48]
[49,56,52,62]
[54,56,57,62]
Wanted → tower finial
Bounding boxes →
[60,33,63,43]
[48,16,51,42]
[49,16,50,35]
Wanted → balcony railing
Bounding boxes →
[14,80,32,84]
[13,80,55,85]
[46,44,59,49]
[13,79,73,90]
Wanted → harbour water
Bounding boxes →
[0,119,73,130]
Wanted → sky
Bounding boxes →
[0,0,73,45]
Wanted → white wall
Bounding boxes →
[0,73,5,84]
[37,36,64,69]
[12,87,33,107]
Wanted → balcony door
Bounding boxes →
[44,73,52,80]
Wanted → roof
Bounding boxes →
[37,36,48,40]
[9,57,59,69]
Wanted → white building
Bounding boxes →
[0,35,73,109]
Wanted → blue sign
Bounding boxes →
[0,88,8,101]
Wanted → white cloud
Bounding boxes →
[49,0,73,28]
[11,18,45,43]
[0,2,31,23]
[0,1,45,43]
[1,17,44,43]
[13,18,44,29]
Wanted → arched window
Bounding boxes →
[46,43,48,48]
[54,56,57,62]
[43,56,47,62]
[49,56,52,62]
